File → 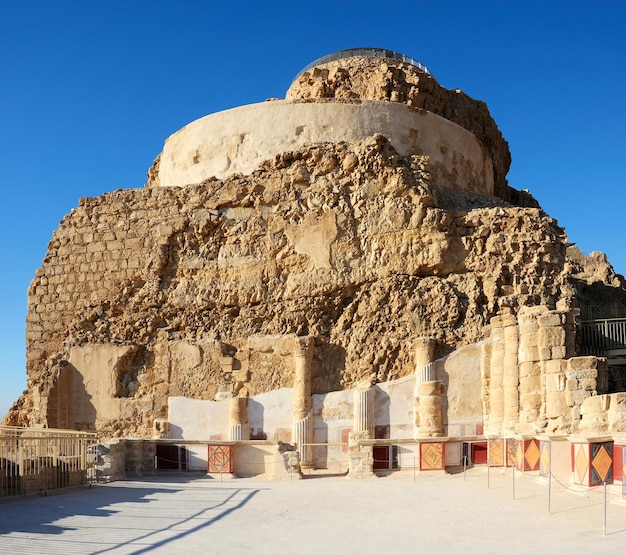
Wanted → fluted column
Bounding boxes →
[353,386,374,435]
[229,397,249,441]
[293,336,314,468]
[414,337,436,437]
[413,337,435,395]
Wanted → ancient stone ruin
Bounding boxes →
[5,48,626,480]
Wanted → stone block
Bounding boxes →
[537,326,566,348]
[86,242,105,253]
[520,392,542,410]
[519,345,539,363]
[567,356,597,372]
[551,346,567,360]
[518,320,538,335]
[490,315,504,328]
[546,395,569,418]
[519,361,540,379]
[518,374,541,393]
[545,373,565,393]
[538,347,552,361]
[503,352,518,369]
[566,369,597,383]
[503,369,519,388]
[545,359,566,374]
[581,394,611,414]
[106,240,123,251]
[519,330,537,344]
[537,312,563,328]
[566,389,593,407]
[501,314,517,328]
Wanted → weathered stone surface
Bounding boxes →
[5,53,625,443]
[286,55,514,200]
[5,133,571,436]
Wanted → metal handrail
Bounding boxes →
[292,47,431,82]
[579,318,626,356]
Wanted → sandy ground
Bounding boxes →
[1,468,625,554]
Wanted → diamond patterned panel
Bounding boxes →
[420,442,444,471]
[590,442,613,485]
[575,444,588,485]
[525,440,540,471]
[208,444,234,473]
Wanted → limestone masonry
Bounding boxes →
[5,49,626,479]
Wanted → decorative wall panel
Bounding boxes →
[419,442,445,471]
[208,444,234,473]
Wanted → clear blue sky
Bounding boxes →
[1,1,624,418]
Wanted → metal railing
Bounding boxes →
[579,318,626,357]
[292,47,431,82]
[0,426,98,498]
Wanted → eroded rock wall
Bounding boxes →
[6,136,569,436]
[287,55,514,200]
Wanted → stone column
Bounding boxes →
[229,397,249,441]
[538,309,577,433]
[502,313,519,433]
[348,380,375,478]
[353,385,374,435]
[417,381,445,437]
[486,315,505,434]
[537,310,567,429]
[517,308,543,434]
[413,337,436,437]
[480,340,492,432]
[414,337,435,375]
[292,336,314,468]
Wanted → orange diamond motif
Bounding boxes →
[575,445,589,483]
[592,446,612,482]
[525,440,540,470]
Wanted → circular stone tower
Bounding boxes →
[151,48,511,200]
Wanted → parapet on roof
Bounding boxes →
[292,47,431,82]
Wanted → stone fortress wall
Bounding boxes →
[13,137,569,438]
[155,101,495,195]
[6,49,626,481]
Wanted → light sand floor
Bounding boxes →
[1,468,625,554]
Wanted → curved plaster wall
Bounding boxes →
[156,100,494,194]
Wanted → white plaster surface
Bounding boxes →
[248,387,294,440]
[375,376,416,439]
[67,344,127,426]
[168,397,229,440]
[185,444,208,471]
[436,342,484,434]
[312,389,353,469]
[397,442,420,468]
[166,344,486,448]
[157,100,494,194]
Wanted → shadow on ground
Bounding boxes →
[0,473,265,554]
